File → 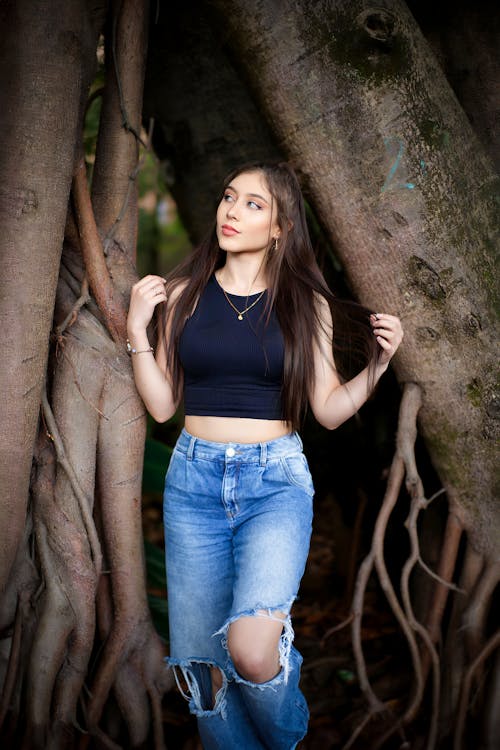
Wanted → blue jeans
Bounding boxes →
[163,429,314,749]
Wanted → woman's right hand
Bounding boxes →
[127,274,168,333]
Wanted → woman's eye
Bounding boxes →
[223,193,234,202]
[248,201,261,210]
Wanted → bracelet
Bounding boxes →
[126,339,154,355]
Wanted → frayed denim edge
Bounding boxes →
[213,598,296,686]
[165,656,228,719]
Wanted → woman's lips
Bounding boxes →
[221,224,240,236]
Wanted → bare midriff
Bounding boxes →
[184,415,291,444]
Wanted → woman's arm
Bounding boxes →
[127,275,185,423]
[309,297,403,430]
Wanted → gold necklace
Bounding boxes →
[221,287,266,320]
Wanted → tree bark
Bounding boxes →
[211,0,499,557]
[1,2,172,747]
[0,0,98,593]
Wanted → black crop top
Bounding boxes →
[178,275,285,419]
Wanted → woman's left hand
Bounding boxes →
[370,313,404,366]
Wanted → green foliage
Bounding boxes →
[83,65,105,178]
[143,437,172,640]
[143,436,172,494]
[136,153,191,278]
[144,539,169,643]
[84,95,102,160]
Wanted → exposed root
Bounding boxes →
[373,394,424,715]
[341,711,376,750]
[351,384,424,721]
[351,546,388,713]
[322,613,354,645]
[421,509,464,686]
[72,158,128,343]
[26,433,99,745]
[148,679,167,750]
[81,365,171,743]
[0,516,38,731]
[454,629,500,750]
[59,348,109,421]
[0,594,24,728]
[462,560,500,663]
[54,276,90,336]
[94,726,123,750]
[401,491,442,748]
[341,379,500,749]
[41,386,102,573]
[345,383,447,747]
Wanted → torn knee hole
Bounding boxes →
[168,659,227,718]
[210,665,224,703]
[220,606,295,685]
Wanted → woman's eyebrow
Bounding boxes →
[248,193,269,204]
[225,185,270,204]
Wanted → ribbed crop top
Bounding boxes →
[178,274,285,419]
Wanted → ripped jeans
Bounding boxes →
[163,429,314,749]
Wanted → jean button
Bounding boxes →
[226,447,235,458]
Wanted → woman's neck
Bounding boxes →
[217,254,267,295]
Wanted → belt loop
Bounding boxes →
[294,431,303,450]
[259,441,267,466]
[187,435,196,461]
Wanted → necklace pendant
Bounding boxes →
[237,314,243,320]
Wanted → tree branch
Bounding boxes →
[72,158,128,344]
[41,386,102,573]
[54,276,90,337]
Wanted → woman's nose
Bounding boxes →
[226,200,239,219]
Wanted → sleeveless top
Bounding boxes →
[178,275,285,419]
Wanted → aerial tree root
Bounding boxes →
[342,382,499,749]
[421,508,464,682]
[0,2,175,745]
[18,308,173,750]
[26,429,97,749]
[454,629,500,750]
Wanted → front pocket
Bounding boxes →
[280,454,315,497]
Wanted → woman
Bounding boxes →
[127,162,403,749]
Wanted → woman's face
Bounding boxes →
[216,171,281,256]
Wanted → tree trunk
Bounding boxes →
[0,0,95,595]
[209,0,499,744]
[1,2,172,747]
[211,0,499,556]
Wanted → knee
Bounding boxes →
[228,642,280,684]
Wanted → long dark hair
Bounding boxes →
[161,161,379,429]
